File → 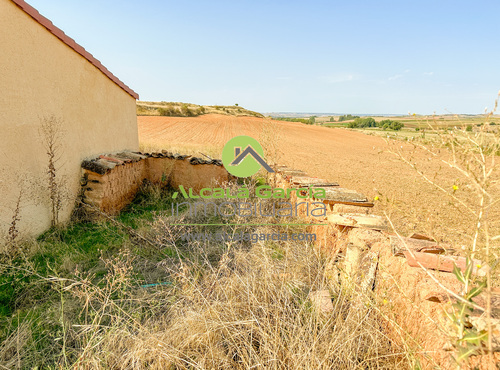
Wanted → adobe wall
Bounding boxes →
[78,151,498,368]
[0,0,138,238]
[80,151,232,214]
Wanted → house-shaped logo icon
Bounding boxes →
[222,136,275,177]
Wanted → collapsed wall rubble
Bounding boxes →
[272,166,499,369]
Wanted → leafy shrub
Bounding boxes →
[347,118,404,130]
[378,119,404,131]
[348,117,376,128]
[181,104,194,117]
[158,105,177,116]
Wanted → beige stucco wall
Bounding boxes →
[0,0,139,239]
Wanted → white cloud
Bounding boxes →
[321,73,358,83]
[387,69,410,81]
[388,74,403,81]
[423,71,434,76]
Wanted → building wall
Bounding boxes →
[0,0,139,239]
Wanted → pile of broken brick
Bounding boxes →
[274,164,499,364]
[275,164,493,278]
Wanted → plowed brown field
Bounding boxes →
[138,114,499,245]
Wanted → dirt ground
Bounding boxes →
[138,114,500,248]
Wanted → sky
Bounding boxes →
[27,0,500,115]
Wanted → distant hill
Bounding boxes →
[137,101,264,118]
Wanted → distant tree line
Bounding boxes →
[347,117,376,128]
[338,114,360,122]
[274,116,316,125]
[347,118,404,130]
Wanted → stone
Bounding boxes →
[345,243,363,280]
[308,290,333,313]
[81,159,116,174]
[348,228,386,250]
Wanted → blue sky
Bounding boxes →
[28,0,500,114]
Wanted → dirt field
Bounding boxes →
[138,114,500,247]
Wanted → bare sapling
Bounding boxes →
[40,115,66,227]
[386,93,500,367]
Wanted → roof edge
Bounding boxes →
[11,0,139,100]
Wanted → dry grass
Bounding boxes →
[0,183,413,369]
[68,226,408,369]
[67,184,410,368]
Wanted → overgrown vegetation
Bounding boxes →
[0,181,411,369]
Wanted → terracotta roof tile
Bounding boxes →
[10,0,139,99]
[81,151,224,174]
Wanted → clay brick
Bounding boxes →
[403,251,488,276]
